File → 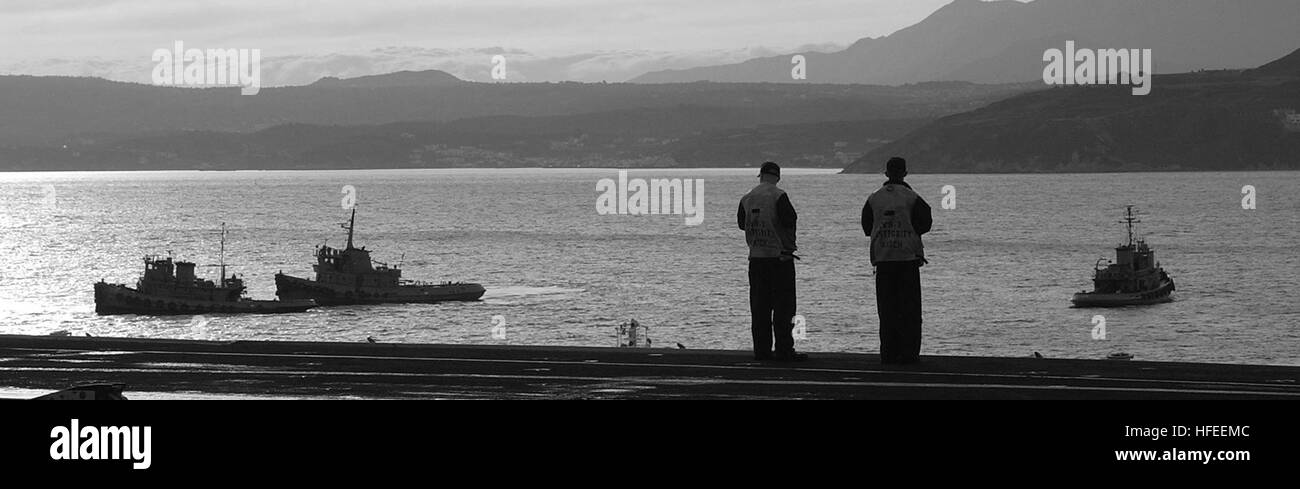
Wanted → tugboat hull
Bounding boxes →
[275,273,486,306]
[1071,278,1175,308]
[94,282,317,315]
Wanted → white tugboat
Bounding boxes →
[1071,206,1176,307]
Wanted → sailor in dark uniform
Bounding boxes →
[862,157,932,365]
[738,162,806,362]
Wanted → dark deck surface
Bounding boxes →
[2,334,1296,399]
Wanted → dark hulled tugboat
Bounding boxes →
[274,209,485,305]
[94,224,317,315]
[1071,206,1176,307]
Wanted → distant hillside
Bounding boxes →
[0,77,1035,171]
[309,70,464,88]
[1252,47,1300,76]
[0,109,926,171]
[842,51,1300,173]
[632,0,1300,85]
[0,75,1030,149]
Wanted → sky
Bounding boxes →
[0,0,990,84]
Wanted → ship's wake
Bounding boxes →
[482,286,585,302]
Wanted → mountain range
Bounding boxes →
[842,48,1300,173]
[632,0,1300,85]
[0,74,1034,171]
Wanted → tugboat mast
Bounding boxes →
[1120,205,1140,247]
[219,222,227,283]
[345,207,356,250]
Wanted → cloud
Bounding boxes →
[1,0,938,59]
[2,42,848,85]
[0,0,948,83]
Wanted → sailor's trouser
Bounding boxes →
[748,257,796,358]
[875,260,923,363]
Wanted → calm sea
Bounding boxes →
[1,169,1296,366]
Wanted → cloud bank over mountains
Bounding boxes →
[0,43,846,86]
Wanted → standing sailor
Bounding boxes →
[862,157,932,365]
[738,162,807,362]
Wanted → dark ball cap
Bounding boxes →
[885,157,907,173]
[759,161,781,178]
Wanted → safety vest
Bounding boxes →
[740,183,796,258]
[868,183,924,264]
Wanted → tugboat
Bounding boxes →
[274,209,485,305]
[1071,206,1176,307]
[95,224,317,315]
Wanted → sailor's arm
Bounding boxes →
[861,201,874,237]
[912,197,933,236]
[737,202,746,230]
[776,194,796,231]
[777,193,797,252]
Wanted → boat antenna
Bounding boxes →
[1120,205,1140,247]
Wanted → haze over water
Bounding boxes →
[1,168,1296,366]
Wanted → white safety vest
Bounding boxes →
[868,183,924,264]
[741,183,796,258]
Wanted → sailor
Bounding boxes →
[861,157,932,365]
[737,162,806,361]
